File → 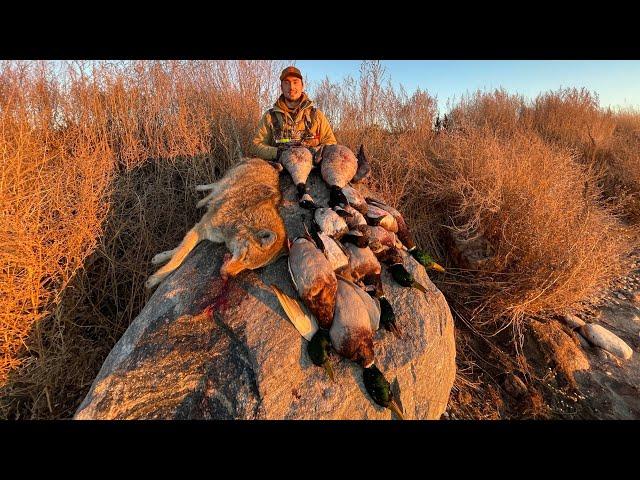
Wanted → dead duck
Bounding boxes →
[340,242,381,288]
[341,185,369,214]
[341,243,401,337]
[313,207,349,240]
[329,277,379,368]
[287,236,338,330]
[280,147,317,209]
[365,225,403,256]
[306,224,350,273]
[319,145,359,207]
[340,227,370,249]
[366,197,445,273]
[334,204,367,229]
[365,204,398,233]
[274,277,403,418]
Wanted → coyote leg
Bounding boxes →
[145,227,202,289]
[195,183,217,191]
[196,190,218,209]
[151,248,179,265]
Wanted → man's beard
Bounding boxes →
[285,93,302,104]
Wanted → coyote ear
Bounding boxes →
[256,229,277,248]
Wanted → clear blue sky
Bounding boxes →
[293,60,640,113]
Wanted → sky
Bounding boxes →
[294,60,640,113]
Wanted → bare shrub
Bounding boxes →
[418,126,632,328]
[448,88,526,136]
[526,87,616,162]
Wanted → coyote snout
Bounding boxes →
[145,158,286,290]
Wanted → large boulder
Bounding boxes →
[74,169,456,420]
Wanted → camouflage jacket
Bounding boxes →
[251,93,337,160]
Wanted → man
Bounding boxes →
[252,66,337,161]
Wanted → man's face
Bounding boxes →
[281,75,303,102]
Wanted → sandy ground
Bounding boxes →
[443,254,640,420]
[570,266,640,419]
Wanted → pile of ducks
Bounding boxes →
[271,144,445,420]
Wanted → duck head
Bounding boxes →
[362,364,404,420]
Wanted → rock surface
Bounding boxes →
[580,323,633,360]
[74,169,456,420]
[562,314,586,330]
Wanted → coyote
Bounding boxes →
[145,158,286,290]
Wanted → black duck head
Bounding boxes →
[307,329,334,381]
[329,185,349,209]
[389,263,427,293]
[362,364,404,420]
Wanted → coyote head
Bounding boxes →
[220,225,286,280]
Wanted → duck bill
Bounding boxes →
[412,281,428,294]
[430,262,446,273]
[323,361,335,382]
[388,400,405,420]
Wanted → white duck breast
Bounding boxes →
[342,185,368,213]
[339,276,381,332]
[318,233,349,272]
[366,205,398,233]
[280,147,313,187]
[329,278,376,367]
[342,242,381,284]
[314,208,349,238]
[320,145,358,188]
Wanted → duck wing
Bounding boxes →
[271,285,319,341]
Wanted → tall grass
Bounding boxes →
[0,60,637,418]
[0,60,284,418]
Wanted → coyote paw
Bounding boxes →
[145,276,159,290]
[151,253,167,265]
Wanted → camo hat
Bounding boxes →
[280,66,303,82]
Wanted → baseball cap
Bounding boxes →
[280,66,303,81]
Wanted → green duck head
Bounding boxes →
[389,263,427,293]
[409,248,446,272]
[307,329,334,381]
[362,364,404,420]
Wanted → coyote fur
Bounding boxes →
[145,158,286,290]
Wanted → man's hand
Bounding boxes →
[275,145,286,162]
